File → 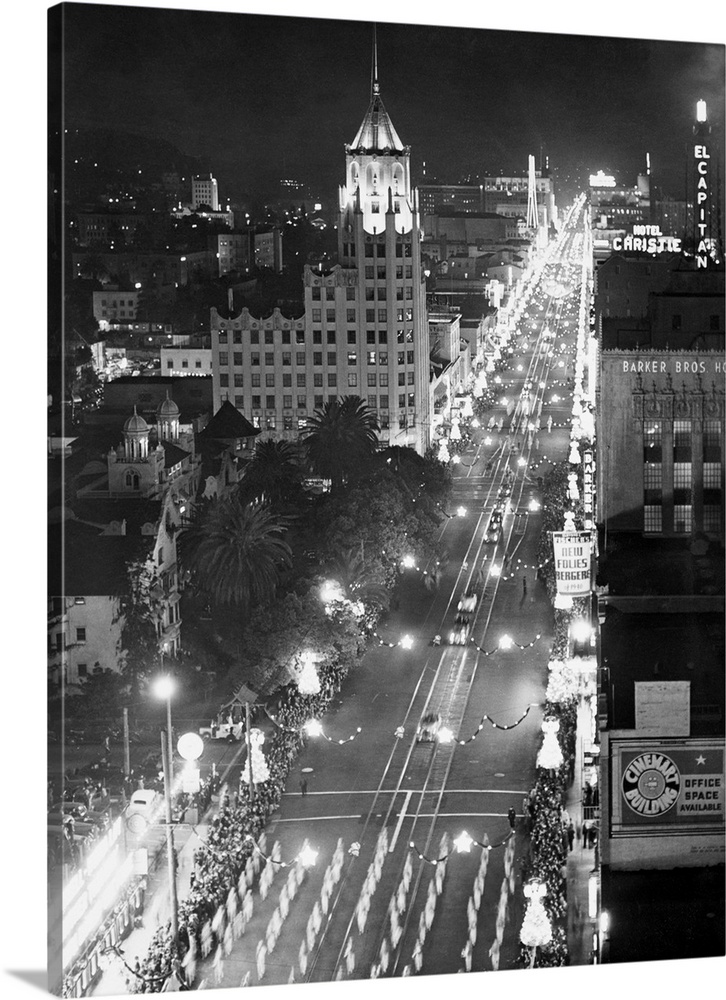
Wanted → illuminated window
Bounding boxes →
[673,504,692,533]
[643,505,663,534]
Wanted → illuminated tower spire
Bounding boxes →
[372,23,379,96]
[526,154,539,230]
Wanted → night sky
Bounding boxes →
[57,1,724,207]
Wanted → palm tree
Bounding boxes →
[183,498,292,611]
[237,439,303,509]
[325,547,390,612]
[303,395,379,494]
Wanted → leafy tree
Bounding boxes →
[324,546,390,612]
[183,498,292,612]
[117,557,164,694]
[302,395,379,494]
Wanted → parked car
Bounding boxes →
[199,720,244,742]
[125,789,161,833]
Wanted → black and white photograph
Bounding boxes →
[4,1,726,998]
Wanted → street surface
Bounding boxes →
[170,206,591,988]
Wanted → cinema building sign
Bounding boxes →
[603,736,725,869]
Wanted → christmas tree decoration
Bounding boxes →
[461,396,474,418]
[241,728,270,784]
[536,717,564,770]
[296,652,321,696]
[437,439,450,464]
[520,880,552,970]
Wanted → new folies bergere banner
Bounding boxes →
[551,531,592,596]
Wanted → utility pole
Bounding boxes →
[245,701,255,803]
[123,707,131,780]
[160,730,179,948]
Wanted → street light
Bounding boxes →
[153,675,178,950]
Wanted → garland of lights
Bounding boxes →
[303,719,362,744]
[409,830,513,865]
[244,834,318,869]
[457,702,538,743]
[371,631,414,649]
[262,706,362,745]
[469,632,542,655]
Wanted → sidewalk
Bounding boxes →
[565,696,597,966]
[90,813,210,996]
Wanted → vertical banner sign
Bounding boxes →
[551,531,592,596]
[694,141,710,268]
[583,450,594,517]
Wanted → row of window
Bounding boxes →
[233,392,417,411]
[311,275,414,299]
[341,242,414,258]
[166,359,210,369]
[309,308,415,323]
[643,420,722,462]
[218,350,415,368]
[220,371,416,390]
[644,504,722,533]
[218,327,414,346]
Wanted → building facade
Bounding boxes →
[210,72,431,453]
[597,349,724,538]
[192,173,220,211]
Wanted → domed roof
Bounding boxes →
[124,406,149,435]
[157,392,180,419]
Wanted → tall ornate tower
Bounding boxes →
[327,53,430,454]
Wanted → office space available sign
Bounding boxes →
[612,738,724,830]
[551,531,592,596]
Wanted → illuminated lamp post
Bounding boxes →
[152,674,178,949]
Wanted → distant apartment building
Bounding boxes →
[192,173,220,211]
[93,289,140,329]
[76,210,142,246]
[216,228,283,276]
[161,346,213,376]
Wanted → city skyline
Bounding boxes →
[57,2,725,207]
[0,4,724,1000]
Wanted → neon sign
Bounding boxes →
[694,143,710,268]
[612,227,681,255]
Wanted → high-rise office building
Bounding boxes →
[211,66,431,454]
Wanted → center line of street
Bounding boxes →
[388,790,413,852]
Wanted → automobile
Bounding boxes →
[449,614,471,645]
[49,801,88,821]
[417,712,442,742]
[485,514,502,543]
[125,789,161,832]
[199,720,245,742]
[458,591,478,613]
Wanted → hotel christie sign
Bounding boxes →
[611,225,681,255]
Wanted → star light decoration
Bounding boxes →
[245,834,318,869]
[410,829,513,865]
[469,631,543,657]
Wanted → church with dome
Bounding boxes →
[106,393,200,499]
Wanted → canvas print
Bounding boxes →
[47,2,725,996]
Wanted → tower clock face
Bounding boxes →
[622,752,681,816]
